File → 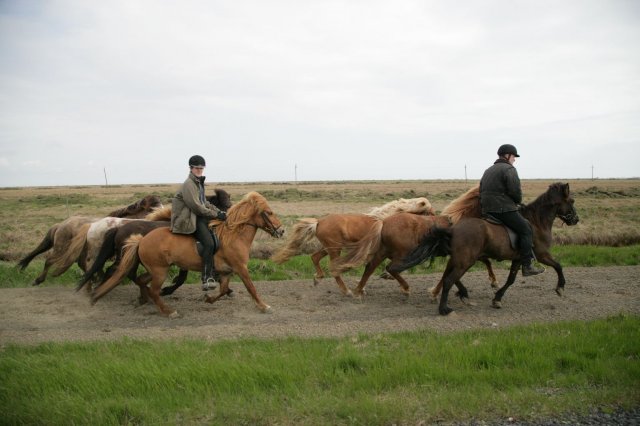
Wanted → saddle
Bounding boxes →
[483,214,518,250]
[194,227,221,257]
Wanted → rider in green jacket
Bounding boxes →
[479,144,544,277]
[171,155,227,291]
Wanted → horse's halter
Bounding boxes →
[556,200,579,226]
[256,211,284,238]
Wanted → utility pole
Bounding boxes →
[104,167,109,186]
[294,164,298,185]
[464,164,467,182]
[591,165,594,181]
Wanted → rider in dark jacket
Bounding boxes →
[171,155,227,291]
[479,144,544,276]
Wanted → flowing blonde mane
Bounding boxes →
[365,197,434,219]
[215,192,272,248]
[441,185,481,224]
[145,206,172,221]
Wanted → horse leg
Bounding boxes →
[146,267,178,317]
[160,269,189,296]
[353,254,385,297]
[224,265,270,312]
[327,249,352,296]
[310,249,328,286]
[536,252,566,296]
[492,261,521,309]
[32,259,53,286]
[437,261,471,315]
[204,276,234,304]
[480,257,499,289]
[134,272,152,305]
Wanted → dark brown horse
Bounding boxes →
[75,189,232,293]
[91,192,284,317]
[17,195,164,286]
[391,182,579,315]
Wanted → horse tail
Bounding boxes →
[388,227,452,273]
[271,218,318,264]
[76,227,118,291]
[91,234,142,304]
[49,222,91,276]
[330,220,383,275]
[441,185,481,224]
[17,224,59,270]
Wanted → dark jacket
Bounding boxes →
[479,158,522,214]
[171,173,221,234]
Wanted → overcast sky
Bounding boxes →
[1,0,639,187]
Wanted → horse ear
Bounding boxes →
[563,183,570,198]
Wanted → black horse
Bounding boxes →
[391,182,579,315]
[76,189,232,297]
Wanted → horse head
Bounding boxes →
[550,182,579,226]
[227,192,284,238]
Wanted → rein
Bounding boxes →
[239,211,280,237]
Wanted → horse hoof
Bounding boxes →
[226,289,235,298]
[492,300,502,309]
[555,287,564,296]
[439,307,454,316]
[460,297,475,306]
[490,281,499,289]
[260,305,272,313]
[168,311,179,319]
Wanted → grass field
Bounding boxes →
[1,179,639,424]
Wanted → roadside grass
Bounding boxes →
[3,244,640,288]
[1,315,637,425]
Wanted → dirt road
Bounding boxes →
[1,266,638,346]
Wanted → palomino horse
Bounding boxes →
[271,197,435,296]
[91,192,284,317]
[17,195,163,285]
[76,189,232,292]
[391,182,579,315]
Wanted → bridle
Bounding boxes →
[244,211,282,237]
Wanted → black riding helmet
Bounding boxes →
[188,155,206,167]
[497,144,520,157]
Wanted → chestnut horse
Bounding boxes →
[16,195,163,286]
[91,192,284,317]
[392,182,579,315]
[75,189,232,292]
[339,185,497,297]
[271,197,435,296]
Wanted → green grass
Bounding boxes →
[1,315,638,425]
[4,245,640,287]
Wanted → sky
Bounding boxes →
[1,0,639,187]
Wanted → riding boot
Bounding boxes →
[522,259,545,276]
[201,257,218,292]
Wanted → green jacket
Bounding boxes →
[170,173,221,234]
[479,159,523,214]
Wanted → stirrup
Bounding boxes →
[201,277,218,292]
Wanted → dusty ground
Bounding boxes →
[0,265,638,346]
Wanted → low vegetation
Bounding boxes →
[1,315,637,425]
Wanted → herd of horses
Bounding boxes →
[17,183,579,318]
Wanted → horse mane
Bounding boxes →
[365,197,434,219]
[107,195,163,218]
[521,182,569,226]
[441,185,481,224]
[145,206,172,221]
[216,192,269,248]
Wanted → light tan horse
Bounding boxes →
[17,195,163,285]
[271,197,435,296]
[91,192,284,317]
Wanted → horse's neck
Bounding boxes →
[522,203,556,231]
[217,221,258,247]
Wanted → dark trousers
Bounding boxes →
[194,216,216,280]
[490,211,534,263]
